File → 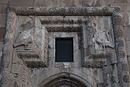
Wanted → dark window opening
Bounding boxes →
[55,38,73,62]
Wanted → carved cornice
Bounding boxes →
[8,7,117,16]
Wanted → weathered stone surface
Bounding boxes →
[85,16,114,55]
[82,0,103,7]
[0,0,8,4]
[126,41,130,55]
[0,28,5,42]
[0,3,130,87]
[0,5,7,14]
[9,7,115,16]
[1,10,17,87]
[114,0,128,3]
[13,16,48,68]
[0,14,6,27]
[9,0,33,7]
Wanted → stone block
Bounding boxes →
[123,26,128,41]
[0,14,6,27]
[9,0,33,7]
[73,0,82,7]
[0,42,3,50]
[114,0,128,3]
[128,56,130,73]
[34,0,81,7]
[34,0,54,7]
[101,0,114,6]
[11,64,22,74]
[126,41,130,55]
[122,63,129,71]
[116,4,129,12]
[0,5,7,14]
[0,42,3,62]
[0,27,5,42]
[82,0,103,7]
[126,27,130,41]
[48,49,55,58]
[0,0,8,4]
[97,83,104,87]
[60,0,76,7]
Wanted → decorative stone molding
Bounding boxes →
[83,53,110,68]
[8,7,115,16]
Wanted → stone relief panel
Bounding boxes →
[87,16,114,54]
[83,16,115,68]
[13,16,48,68]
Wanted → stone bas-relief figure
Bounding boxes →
[87,16,114,54]
[13,16,47,68]
[83,16,115,68]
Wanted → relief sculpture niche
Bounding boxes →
[88,16,114,54]
[84,16,115,68]
[13,16,47,68]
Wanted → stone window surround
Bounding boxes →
[48,32,80,68]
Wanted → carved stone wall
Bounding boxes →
[0,6,129,87]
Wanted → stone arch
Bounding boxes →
[39,72,93,87]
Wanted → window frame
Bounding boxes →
[55,37,74,62]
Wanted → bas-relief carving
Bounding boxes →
[88,16,114,54]
[84,16,114,68]
[13,16,47,68]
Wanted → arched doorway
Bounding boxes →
[43,77,86,87]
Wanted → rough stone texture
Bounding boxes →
[13,16,48,68]
[0,14,6,27]
[0,42,3,65]
[9,0,34,7]
[0,28,5,42]
[0,0,130,87]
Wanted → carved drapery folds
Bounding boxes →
[13,16,48,68]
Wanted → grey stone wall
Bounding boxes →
[0,0,129,73]
[0,0,130,87]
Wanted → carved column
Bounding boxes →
[1,9,17,87]
[112,8,130,87]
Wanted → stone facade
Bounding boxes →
[0,0,130,87]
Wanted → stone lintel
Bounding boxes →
[8,7,117,16]
[41,19,88,25]
[46,26,82,32]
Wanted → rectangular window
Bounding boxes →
[55,38,73,62]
